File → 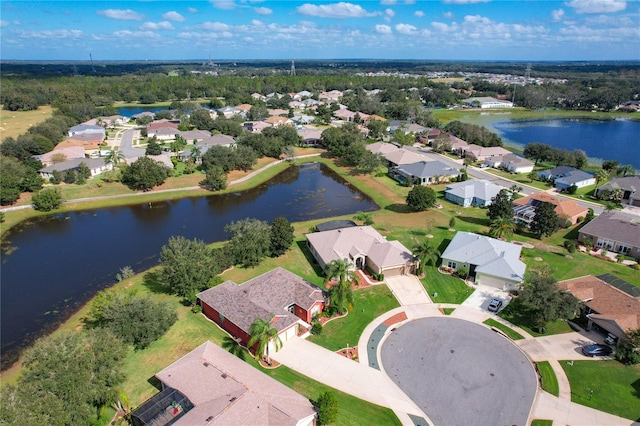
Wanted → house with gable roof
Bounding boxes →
[594,176,640,206]
[68,123,105,138]
[440,231,526,290]
[445,179,505,207]
[306,225,416,277]
[538,166,595,190]
[390,160,460,185]
[484,153,535,174]
[197,268,326,350]
[512,192,588,226]
[577,211,640,259]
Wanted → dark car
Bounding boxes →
[581,344,613,357]
[487,298,503,313]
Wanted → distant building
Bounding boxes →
[463,97,514,109]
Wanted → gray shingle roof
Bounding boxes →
[578,211,640,248]
[395,160,460,179]
[445,179,504,202]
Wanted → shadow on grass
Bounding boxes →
[296,240,326,278]
[384,203,412,213]
[142,271,170,295]
[563,222,586,240]
[458,215,489,226]
[436,238,452,260]
[147,375,162,391]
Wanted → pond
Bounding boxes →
[0,163,377,370]
[117,106,168,117]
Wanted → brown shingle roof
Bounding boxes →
[512,192,588,219]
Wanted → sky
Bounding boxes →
[1,0,639,61]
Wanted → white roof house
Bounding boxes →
[68,124,105,137]
[306,225,416,277]
[445,179,505,207]
[463,97,514,109]
[440,231,526,290]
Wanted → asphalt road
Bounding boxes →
[119,127,145,158]
[380,317,537,426]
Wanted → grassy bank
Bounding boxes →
[432,108,638,125]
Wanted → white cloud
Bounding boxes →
[297,2,375,19]
[381,0,397,4]
[431,21,451,32]
[0,20,9,27]
[395,23,417,34]
[97,9,144,21]
[552,8,565,21]
[254,6,272,15]
[16,29,84,39]
[384,8,395,21]
[443,0,489,3]
[162,11,185,22]
[210,0,237,10]
[414,10,425,17]
[200,21,231,31]
[375,24,392,33]
[251,19,264,25]
[443,11,454,18]
[565,0,626,13]
[140,21,174,30]
[113,30,161,39]
[188,7,198,13]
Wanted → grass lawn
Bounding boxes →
[535,361,560,396]
[483,318,525,341]
[421,266,473,304]
[0,105,53,140]
[498,299,574,337]
[308,285,400,351]
[483,168,550,191]
[561,360,640,421]
[531,420,553,426]
[443,308,455,315]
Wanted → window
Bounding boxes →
[219,313,225,323]
[447,261,457,269]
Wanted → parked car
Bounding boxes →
[604,333,618,346]
[487,298,503,313]
[581,344,613,357]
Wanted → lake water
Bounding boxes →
[117,106,168,117]
[488,118,640,169]
[0,163,377,370]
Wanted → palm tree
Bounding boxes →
[325,259,356,314]
[105,149,125,167]
[248,316,282,365]
[618,164,635,177]
[190,145,202,163]
[325,258,356,287]
[594,168,608,191]
[489,216,516,240]
[221,335,246,360]
[412,240,440,275]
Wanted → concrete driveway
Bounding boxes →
[381,317,537,426]
[385,275,432,306]
[517,330,607,361]
[461,284,511,313]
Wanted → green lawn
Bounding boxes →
[421,266,473,304]
[561,360,640,421]
[483,168,551,191]
[308,285,400,351]
[498,299,573,337]
[483,318,525,340]
[443,308,455,315]
[530,420,553,426]
[535,361,560,397]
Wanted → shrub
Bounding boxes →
[564,240,578,253]
[449,217,456,228]
[311,322,323,336]
[31,187,63,211]
[455,267,468,279]
[191,304,203,314]
[315,391,339,425]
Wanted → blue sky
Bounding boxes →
[1,0,639,61]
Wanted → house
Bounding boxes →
[390,160,460,185]
[558,274,640,340]
[512,192,588,226]
[235,103,253,113]
[54,139,102,157]
[84,115,128,127]
[578,211,640,259]
[131,111,155,120]
[178,129,211,143]
[396,123,427,135]
[67,132,105,144]
[484,153,534,174]
[35,146,87,166]
[448,135,469,153]
[198,268,325,350]
[264,116,293,127]
[440,231,526,290]
[445,179,504,207]
[459,144,512,162]
[251,92,265,101]
[147,120,179,132]
[67,124,105,138]
[294,90,313,100]
[382,148,427,168]
[267,108,289,117]
[319,90,343,102]
[333,109,357,122]
[297,128,323,146]
[130,341,316,426]
[149,127,180,141]
[291,115,316,125]
[197,134,236,148]
[538,166,595,190]
[243,121,271,133]
[217,106,242,118]
[594,176,640,206]
[39,157,113,180]
[147,153,175,169]
[462,97,514,109]
[306,225,416,277]
[366,141,400,156]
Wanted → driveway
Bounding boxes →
[517,331,607,362]
[385,275,431,306]
[380,317,537,426]
[460,284,511,313]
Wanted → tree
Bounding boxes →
[4,330,127,425]
[615,328,640,365]
[31,187,63,211]
[270,216,294,257]
[121,156,167,191]
[601,160,619,175]
[63,168,76,184]
[87,291,177,350]
[75,162,91,184]
[145,137,163,155]
[518,269,579,332]
[487,189,513,221]
[353,211,374,226]
[105,149,125,167]
[406,185,436,212]
[489,216,516,239]
[530,201,560,238]
[248,316,282,364]
[594,168,608,191]
[315,391,339,425]
[527,170,538,183]
[221,335,246,360]
[367,119,388,140]
[412,241,440,274]
[160,236,221,302]
[326,259,356,314]
[355,150,384,174]
[618,164,635,177]
[225,218,271,267]
[170,135,187,153]
[201,165,227,191]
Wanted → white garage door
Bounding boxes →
[477,274,508,290]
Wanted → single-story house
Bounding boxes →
[217,106,243,118]
[251,92,266,101]
[235,103,253,113]
[147,119,179,132]
[382,148,427,167]
[197,268,326,350]
[131,341,316,426]
[396,123,427,135]
[366,142,400,156]
[178,129,211,143]
[445,179,504,207]
[578,211,640,259]
[35,146,87,166]
[149,127,180,141]
[484,153,535,174]
[197,134,236,148]
[558,274,640,340]
[53,139,102,158]
[319,90,343,102]
[333,108,357,122]
[440,231,526,290]
[39,157,113,180]
[512,192,588,226]
[294,90,313,100]
[267,108,289,116]
[297,128,323,146]
[67,124,105,138]
[448,135,469,153]
[306,225,416,277]
[459,144,512,162]
[538,166,595,189]
[147,153,174,169]
[84,115,128,127]
[243,121,271,134]
[462,97,514,109]
[390,160,460,185]
[594,176,640,206]
[264,116,293,127]
[67,132,105,144]
[291,115,316,125]
[131,111,155,120]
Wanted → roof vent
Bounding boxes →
[203,362,209,367]
[206,416,214,422]
[221,373,227,379]
[230,397,237,402]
